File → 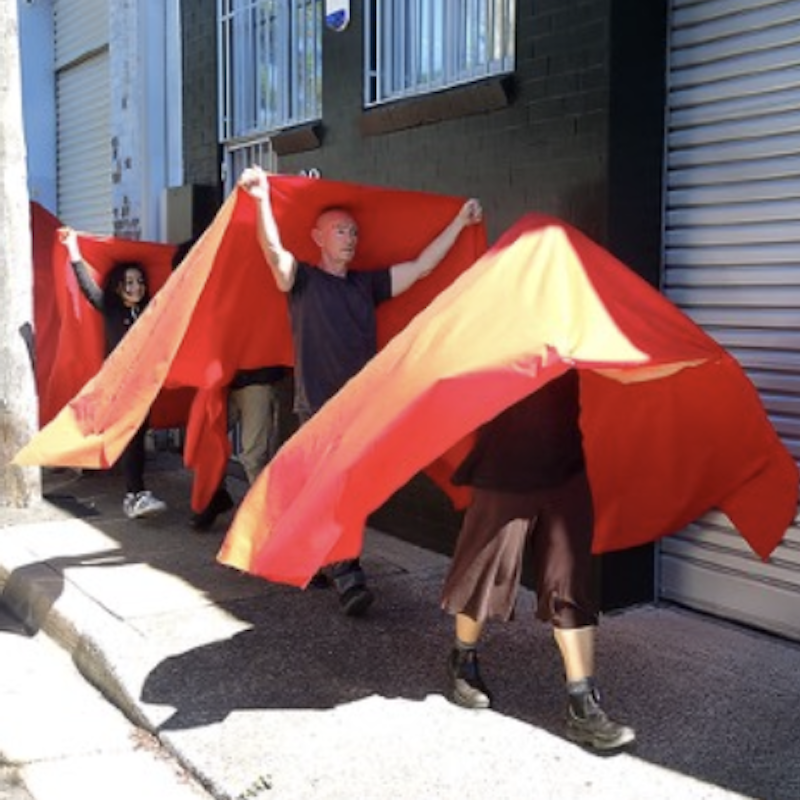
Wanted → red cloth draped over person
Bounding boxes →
[217,213,799,588]
[29,201,192,430]
[18,179,489,512]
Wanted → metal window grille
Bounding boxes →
[218,0,322,141]
[221,135,278,193]
[364,0,515,106]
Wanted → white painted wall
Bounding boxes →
[18,0,57,214]
[20,0,183,240]
[110,0,183,240]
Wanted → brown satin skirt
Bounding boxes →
[441,469,598,629]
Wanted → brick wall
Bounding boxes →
[181,1,667,258]
[278,0,615,245]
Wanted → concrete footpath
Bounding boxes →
[0,600,213,800]
[1,451,799,800]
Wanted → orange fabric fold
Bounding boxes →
[29,201,190,429]
[19,180,488,512]
[217,215,798,587]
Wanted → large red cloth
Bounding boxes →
[217,214,798,588]
[29,202,192,429]
[18,179,488,511]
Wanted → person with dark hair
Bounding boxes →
[58,227,168,520]
[238,164,483,616]
[441,370,635,752]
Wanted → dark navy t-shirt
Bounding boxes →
[290,262,392,416]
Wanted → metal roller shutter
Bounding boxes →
[54,0,111,233]
[662,0,800,641]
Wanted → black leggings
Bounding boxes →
[121,423,148,494]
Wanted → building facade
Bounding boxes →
[185,0,800,636]
[19,0,800,638]
[19,0,184,239]
[660,0,800,640]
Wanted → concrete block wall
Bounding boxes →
[180,1,668,259]
[279,0,615,245]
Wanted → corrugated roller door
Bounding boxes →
[54,0,112,233]
[662,0,800,641]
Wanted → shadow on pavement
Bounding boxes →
[2,450,799,799]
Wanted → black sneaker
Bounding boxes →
[565,688,636,752]
[191,488,234,531]
[328,560,374,616]
[447,647,492,710]
[308,571,330,588]
[339,585,375,617]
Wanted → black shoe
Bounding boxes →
[565,688,636,752]
[447,647,492,709]
[328,560,374,616]
[191,488,234,531]
[308,571,330,588]
[339,585,375,617]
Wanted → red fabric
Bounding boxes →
[30,202,63,424]
[29,202,192,429]
[217,214,798,588]
[18,180,488,512]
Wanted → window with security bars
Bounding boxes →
[364,0,516,107]
[218,0,322,140]
[221,136,277,194]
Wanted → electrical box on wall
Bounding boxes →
[163,184,220,244]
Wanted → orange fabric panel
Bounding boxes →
[30,201,190,429]
[30,202,67,426]
[20,195,242,481]
[217,215,798,587]
[19,180,488,513]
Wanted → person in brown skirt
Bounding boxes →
[441,369,635,752]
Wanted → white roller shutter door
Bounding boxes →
[54,0,111,233]
[662,0,800,641]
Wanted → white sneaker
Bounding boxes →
[123,490,167,519]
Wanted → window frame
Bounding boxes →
[217,0,323,142]
[364,0,516,108]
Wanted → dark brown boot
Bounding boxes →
[447,647,492,710]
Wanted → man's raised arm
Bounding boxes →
[390,198,483,298]
[238,166,298,292]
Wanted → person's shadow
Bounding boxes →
[0,548,133,635]
[140,575,568,733]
